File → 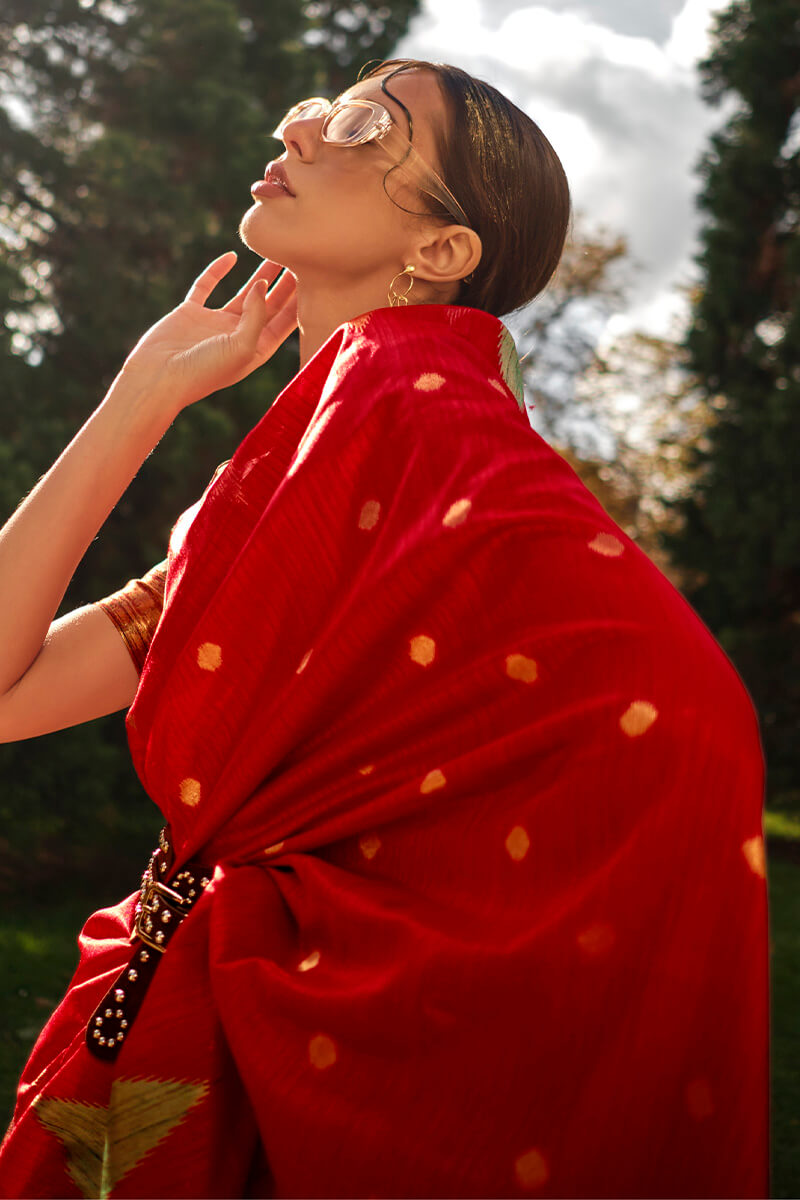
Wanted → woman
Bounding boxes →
[0,58,768,1199]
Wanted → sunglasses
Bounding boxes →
[271,97,471,229]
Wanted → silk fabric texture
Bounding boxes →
[0,304,769,1198]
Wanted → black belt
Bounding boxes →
[85,826,212,1062]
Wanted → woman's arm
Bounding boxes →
[0,559,169,741]
[0,602,140,742]
[0,252,296,736]
[0,369,178,697]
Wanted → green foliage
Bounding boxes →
[662,0,800,806]
[0,719,160,893]
[0,0,420,882]
[768,854,800,1197]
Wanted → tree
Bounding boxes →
[0,0,420,886]
[662,0,800,805]
[518,220,708,583]
[566,318,714,584]
[517,220,631,455]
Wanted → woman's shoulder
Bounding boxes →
[333,303,528,421]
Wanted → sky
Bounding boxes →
[395,0,735,347]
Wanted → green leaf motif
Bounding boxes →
[34,1075,208,1198]
[498,326,526,413]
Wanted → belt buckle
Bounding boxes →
[133,871,187,953]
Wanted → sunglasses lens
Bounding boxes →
[296,99,329,121]
[273,99,328,136]
[324,104,375,144]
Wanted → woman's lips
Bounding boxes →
[257,161,295,196]
[250,178,294,198]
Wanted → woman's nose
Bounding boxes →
[279,115,324,162]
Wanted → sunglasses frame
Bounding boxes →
[272,96,471,229]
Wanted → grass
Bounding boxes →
[769,853,800,1198]
[1,853,798,1196]
[765,809,800,841]
[0,890,107,1131]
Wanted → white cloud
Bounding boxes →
[664,0,724,68]
[476,0,686,43]
[495,6,674,80]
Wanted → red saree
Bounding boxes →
[0,304,769,1198]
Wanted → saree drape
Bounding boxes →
[0,304,769,1199]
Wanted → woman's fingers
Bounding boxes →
[265,302,299,350]
[230,270,296,361]
[183,251,238,306]
[183,251,287,316]
[265,272,298,338]
[255,274,298,355]
[263,268,297,319]
[223,258,285,314]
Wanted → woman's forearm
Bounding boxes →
[0,368,179,695]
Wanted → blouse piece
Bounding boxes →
[0,304,768,1200]
[97,559,168,675]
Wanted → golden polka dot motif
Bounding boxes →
[505,654,538,683]
[420,768,446,795]
[264,841,285,856]
[196,642,222,671]
[588,532,625,557]
[414,372,446,391]
[505,826,530,862]
[298,950,321,972]
[514,1148,549,1190]
[179,778,201,807]
[358,500,381,531]
[619,701,658,737]
[357,764,375,776]
[742,835,766,879]
[685,1078,714,1121]
[576,922,616,956]
[359,833,381,860]
[308,1034,337,1070]
[409,635,436,667]
[296,650,312,675]
[442,498,472,527]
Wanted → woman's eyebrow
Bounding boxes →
[382,97,411,137]
[336,84,411,137]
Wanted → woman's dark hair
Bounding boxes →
[360,58,572,319]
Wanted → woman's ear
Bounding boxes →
[413,225,483,287]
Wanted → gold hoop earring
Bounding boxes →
[388,264,415,307]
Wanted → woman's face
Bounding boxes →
[237,68,452,289]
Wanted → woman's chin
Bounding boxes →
[236,207,288,260]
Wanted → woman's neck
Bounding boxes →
[295,275,394,367]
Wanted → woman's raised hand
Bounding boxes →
[121,252,298,411]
